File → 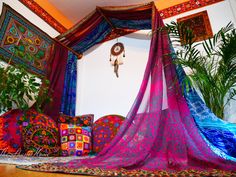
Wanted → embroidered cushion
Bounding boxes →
[59,113,94,127]
[22,124,60,156]
[0,109,24,153]
[92,115,125,153]
[22,110,60,156]
[21,109,58,129]
[59,123,92,156]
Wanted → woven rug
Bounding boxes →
[17,163,236,177]
[0,3,54,77]
[0,155,93,165]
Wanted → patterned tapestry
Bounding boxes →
[0,3,54,77]
[159,0,224,19]
[177,10,213,44]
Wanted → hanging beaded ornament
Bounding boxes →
[110,42,125,78]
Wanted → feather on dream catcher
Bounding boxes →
[110,42,125,78]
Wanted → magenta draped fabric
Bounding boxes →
[53,6,236,171]
[43,42,68,121]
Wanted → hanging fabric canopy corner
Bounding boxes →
[17,1,236,175]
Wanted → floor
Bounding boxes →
[0,164,95,177]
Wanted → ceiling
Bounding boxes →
[40,0,189,27]
[48,0,154,24]
[20,0,223,33]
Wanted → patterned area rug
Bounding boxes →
[17,163,236,177]
[0,155,93,165]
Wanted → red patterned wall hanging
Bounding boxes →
[19,0,67,33]
[160,0,224,19]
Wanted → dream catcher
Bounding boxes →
[110,41,125,78]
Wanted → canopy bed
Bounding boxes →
[0,1,235,176]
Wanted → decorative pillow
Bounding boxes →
[0,109,24,153]
[0,108,59,155]
[17,109,57,129]
[59,113,94,127]
[59,123,92,156]
[93,115,125,153]
[22,110,60,156]
[22,124,60,156]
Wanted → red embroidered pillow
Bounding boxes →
[22,124,60,156]
[22,109,58,129]
[93,115,125,153]
[22,111,60,156]
[0,109,24,153]
[59,123,92,156]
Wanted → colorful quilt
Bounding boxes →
[0,3,54,77]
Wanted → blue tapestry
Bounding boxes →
[60,51,77,116]
[72,19,111,54]
[0,3,54,77]
[110,18,151,30]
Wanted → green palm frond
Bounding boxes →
[163,22,236,119]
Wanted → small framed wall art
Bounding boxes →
[177,10,213,45]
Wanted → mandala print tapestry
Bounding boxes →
[0,3,54,77]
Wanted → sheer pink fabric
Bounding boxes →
[57,7,236,171]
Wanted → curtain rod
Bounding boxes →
[53,38,83,59]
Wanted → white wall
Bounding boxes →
[76,33,151,120]
[228,0,236,23]
[77,1,236,122]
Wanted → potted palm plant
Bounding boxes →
[164,22,236,119]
